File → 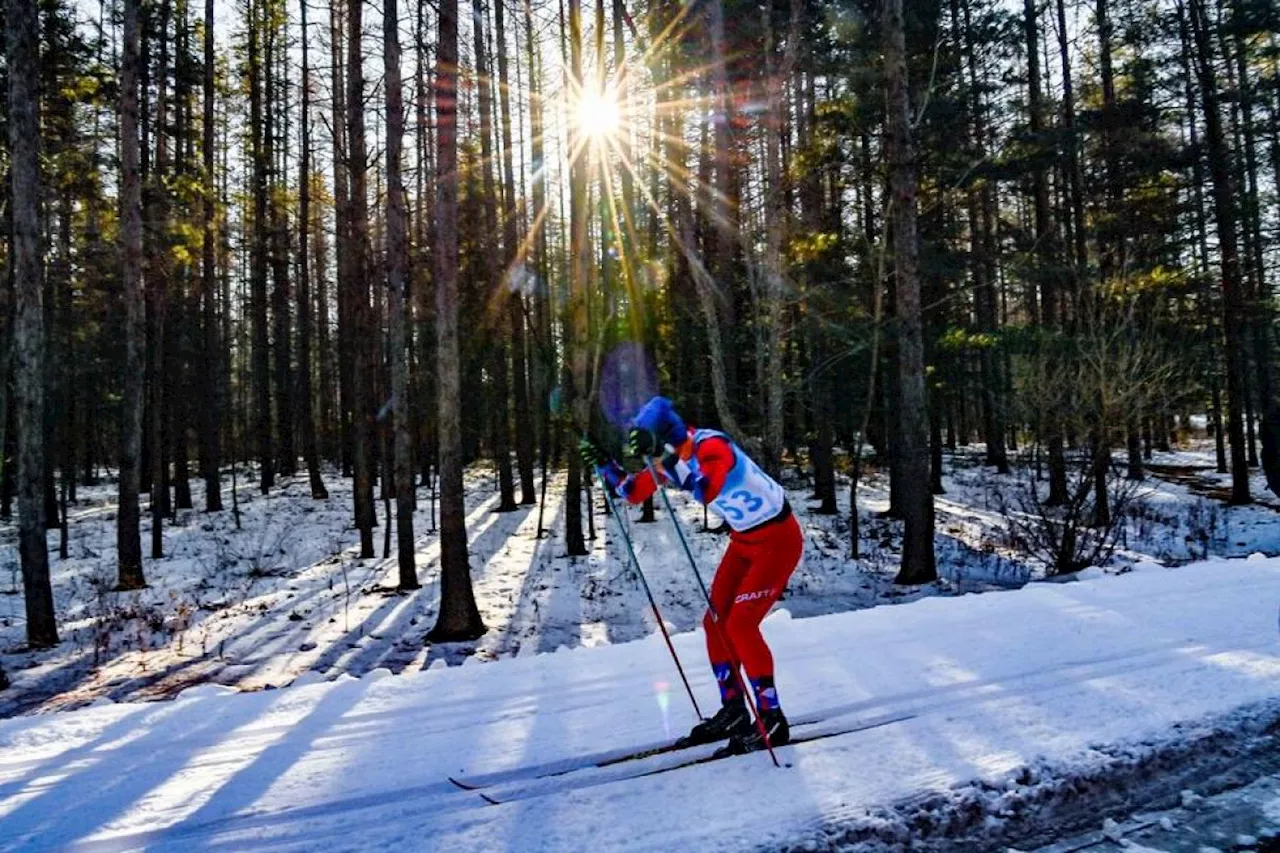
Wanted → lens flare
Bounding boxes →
[577,86,622,140]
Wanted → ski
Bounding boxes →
[455,710,915,806]
[446,710,831,793]
[633,711,917,779]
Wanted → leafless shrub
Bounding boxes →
[1005,295,1180,575]
[996,453,1144,575]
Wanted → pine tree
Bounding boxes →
[883,0,936,584]
[347,0,376,555]
[9,0,59,645]
[429,0,485,641]
[117,0,148,590]
[200,0,223,512]
[385,0,418,588]
[297,0,326,500]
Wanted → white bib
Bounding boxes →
[694,430,787,531]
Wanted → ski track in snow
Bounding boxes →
[0,557,1278,851]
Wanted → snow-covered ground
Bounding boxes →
[1,555,1279,852]
[1,443,1278,716]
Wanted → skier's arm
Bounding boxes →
[681,435,734,504]
[612,465,659,504]
[581,436,662,504]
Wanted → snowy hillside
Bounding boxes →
[2,556,1280,852]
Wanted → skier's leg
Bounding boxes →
[703,540,750,703]
[677,542,753,746]
[721,514,804,712]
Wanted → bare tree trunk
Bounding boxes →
[496,0,536,506]
[171,0,195,514]
[699,0,746,439]
[758,0,799,478]
[429,0,485,640]
[248,0,273,493]
[1054,0,1087,277]
[883,0,936,584]
[149,0,174,559]
[472,0,518,514]
[9,0,58,644]
[1024,0,1055,325]
[298,0,326,500]
[954,0,1008,476]
[385,0,419,589]
[1187,0,1251,504]
[330,1,353,478]
[117,0,147,589]
[198,0,222,512]
[267,5,295,479]
[564,0,589,557]
[348,0,376,554]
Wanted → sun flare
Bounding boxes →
[576,86,622,141]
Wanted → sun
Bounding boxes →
[576,86,622,141]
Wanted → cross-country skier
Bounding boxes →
[580,396,804,755]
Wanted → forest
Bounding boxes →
[0,0,1278,672]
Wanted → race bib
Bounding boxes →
[695,430,786,531]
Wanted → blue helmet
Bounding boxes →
[631,396,687,451]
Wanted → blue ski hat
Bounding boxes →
[631,396,687,450]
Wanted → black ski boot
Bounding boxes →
[676,699,751,747]
[714,708,790,757]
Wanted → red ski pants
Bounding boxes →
[702,511,804,681]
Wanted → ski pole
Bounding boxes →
[643,457,782,767]
[592,463,705,722]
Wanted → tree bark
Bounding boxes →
[9,0,59,644]
[1187,0,1251,504]
[564,0,589,556]
[429,0,485,640]
[758,0,800,479]
[348,0,376,554]
[298,0,327,500]
[248,0,273,493]
[117,0,147,589]
[883,0,937,584]
[1226,3,1274,433]
[496,0,537,506]
[149,0,174,559]
[386,0,419,589]
[699,0,746,439]
[1055,0,1087,277]
[473,0,518,513]
[958,0,1009,476]
[1024,0,1056,325]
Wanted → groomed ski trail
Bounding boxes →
[2,557,1280,852]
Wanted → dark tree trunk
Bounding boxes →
[495,0,537,506]
[248,0,273,493]
[348,0,376,554]
[9,0,58,644]
[330,0,353,479]
[149,0,174,559]
[200,0,222,512]
[1187,0,1251,504]
[117,0,147,589]
[883,0,936,584]
[298,0,327,500]
[268,6,295,479]
[428,0,485,640]
[472,0,517,514]
[957,0,1008,475]
[385,0,419,589]
[565,0,589,557]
